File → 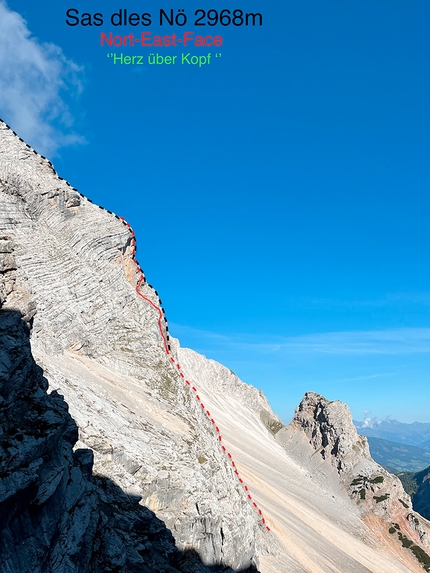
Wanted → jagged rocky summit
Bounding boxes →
[1,119,430,573]
[277,392,430,570]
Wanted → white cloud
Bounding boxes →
[359,412,383,428]
[0,1,85,156]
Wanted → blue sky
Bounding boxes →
[1,0,429,423]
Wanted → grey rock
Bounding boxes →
[0,119,259,571]
[0,309,258,573]
[0,310,97,573]
[279,390,372,475]
[0,253,15,272]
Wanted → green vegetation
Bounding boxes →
[198,456,207,464]
[394,531,430,571]
[351,474,384,487]
[351,475,386,505]
[369,475,384,484]
[398,532,414,549]
[375,512,430,571]
[397,531,430,571]
[397,471,420,496]
[267,419,283,435]
[398,498,409,509]
[397,465,430,521]
[260,409,284,436]
[410,545,430,572]
[373,493,389,503]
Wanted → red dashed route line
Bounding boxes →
[0,119,271,533]
[123,216,271,532]
[136,274,170,353]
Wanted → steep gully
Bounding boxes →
[1,119,271,534]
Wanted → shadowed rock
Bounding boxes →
[0,309,259,573]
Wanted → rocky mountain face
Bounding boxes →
[0,308,258,573]
[277,392,430,572]
[0,310,94,572]
[0,120,260,571]
[1,119,430,573]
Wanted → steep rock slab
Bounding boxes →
[0,308,258,573]
[0,120,258,570]
[177,347,430,572]
[3,120,429,572]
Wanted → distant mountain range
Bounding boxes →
[354,419,430,473]
[354,419,430,450]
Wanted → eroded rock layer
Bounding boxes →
[0,308,258,573]
[0,120,259,571]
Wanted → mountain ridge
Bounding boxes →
[0,308,260,573]
[0,117,261,570]
[355,419,430,451]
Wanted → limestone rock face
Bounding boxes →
[0,120,259,571]
[0,235,35,328]
[281,390,372,475]
[0,309,258,573]
[175,341,284,439]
